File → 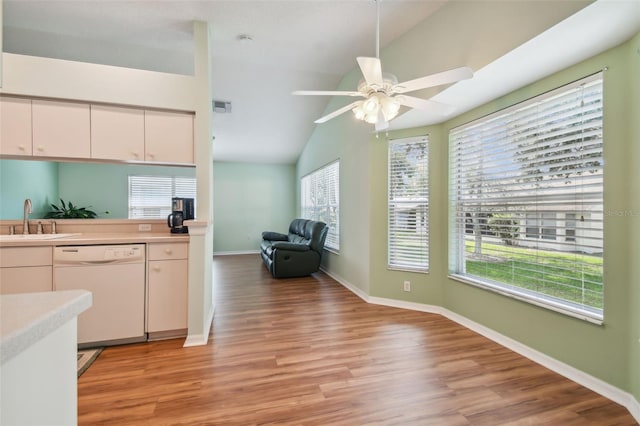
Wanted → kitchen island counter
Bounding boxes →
[0,289,92,364]
[1,290,92,425]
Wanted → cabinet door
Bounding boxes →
[0,97,33,156]
[91,105,144,161]
[0,266,53,294]
[144,111,194,165]
[32,99,90,158]
[147,259,188,333]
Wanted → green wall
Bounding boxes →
[298,21,639,406]
[297,65,372,294]
[58,162,195,218]
[0,159,58,219]
[436,35,637,394]
[628,32,640,404]
[212,161,296,254]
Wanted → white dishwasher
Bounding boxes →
[54,244,146,347]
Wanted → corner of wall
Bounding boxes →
[627,30,640,408]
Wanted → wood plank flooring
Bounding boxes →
[78,254,637,425]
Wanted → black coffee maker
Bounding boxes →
[167,197,195,234]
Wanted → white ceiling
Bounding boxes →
[3,0,639,164]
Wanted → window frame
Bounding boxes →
[448,72,604,324]
[300,160,340,252]
[388,136,430,272]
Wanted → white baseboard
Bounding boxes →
[629,395,640,423]
[183,304,215,348]
[326,271,640,423]
[213,250,260,256]
[319,267,369,301]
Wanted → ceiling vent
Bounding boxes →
[213,100,232,113]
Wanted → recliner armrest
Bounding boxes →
[272,242,310,252]
[262,231,288,241]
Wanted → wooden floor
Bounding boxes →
[78,254,636,425]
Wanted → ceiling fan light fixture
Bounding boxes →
[365,96,380,113]
[380,95,400,121]
[364,112,379,124]
[351,92,400,125]
[352,102,366,120]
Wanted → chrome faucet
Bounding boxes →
[23,198,32,235]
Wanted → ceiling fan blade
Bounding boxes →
[396,95,456,116]
[315,101,361,124]
[357,57,383,88]
[394,66,473,94]
[293,90,363,97]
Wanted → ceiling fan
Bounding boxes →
[293,0,473,131]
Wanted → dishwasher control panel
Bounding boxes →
[54,244,146,265]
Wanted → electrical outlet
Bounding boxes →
[138,224,152,232]
[403,280,411,292]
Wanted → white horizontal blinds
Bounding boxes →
[174,177,197,201]
[449,73,604,319]
[388,136,429,271]
[300,160,340,251]
[324,161,340,250]
[128,175,196,219]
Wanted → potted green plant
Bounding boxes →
[44,199,101,219]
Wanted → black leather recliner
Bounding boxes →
[260,219,329,278]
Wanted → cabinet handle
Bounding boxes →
[164,249,173,255]
[153,265,161,272]
[18,145,26,151]
[36,145,45,152]
[147,153,155,160]
[131,151,139,158]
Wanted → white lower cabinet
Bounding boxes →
[0,247,53,294]
[146,242,189,338]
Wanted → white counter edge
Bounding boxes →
[0,290,92,364]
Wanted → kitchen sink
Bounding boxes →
[0,233,81,241]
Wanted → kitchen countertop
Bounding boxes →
[0,290,92,364]
[0,232,189,247]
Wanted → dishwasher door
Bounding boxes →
[54,244,146,346]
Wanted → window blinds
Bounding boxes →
[449,73,604,321]
[128,175,196,219]
[301,161,340,251]
[388,137,429,271]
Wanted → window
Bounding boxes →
[525,213,558,241]
[388,136,429,271]
[449,73,604,322]
[301,161,339,251]
[565,213,576,242]
[128,175,196,219]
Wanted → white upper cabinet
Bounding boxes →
[91,105,145,161]
[1,96,194,165]
[0,97,33,156]
[32,99,91,158]
[145,110,194,165]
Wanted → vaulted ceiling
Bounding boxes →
[3,1,639,164]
